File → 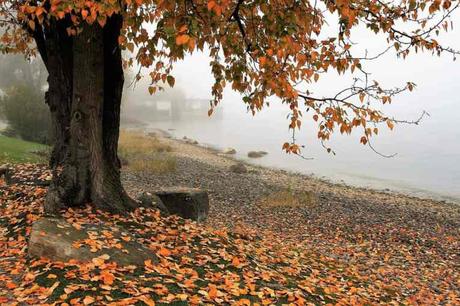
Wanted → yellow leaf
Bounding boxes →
[28,20,35,31]
[92,257,105,266]
[386,120,395,130]
[138,295,155,306]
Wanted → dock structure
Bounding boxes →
[142,98,223,121]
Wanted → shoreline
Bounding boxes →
[122,129,460,242]
[133,125,460,206]
[147,128,460,208]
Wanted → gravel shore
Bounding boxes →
[122,135,460,245]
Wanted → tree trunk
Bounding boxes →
[43,19,73,168]
[37,16,138,214]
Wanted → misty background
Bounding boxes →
[1,15,459,203]
[122,13,460,204]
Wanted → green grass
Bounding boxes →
[0,135,49,164]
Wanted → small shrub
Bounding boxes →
[118,131,172,156]
[0,126,17,138]
[128,153,176,174]
[258,189,317,209]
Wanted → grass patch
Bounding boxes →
[0,135,49,164]
[119,131,172,155]
[258,188,317,208]
[129,154,177,174]
[119,131,176,174]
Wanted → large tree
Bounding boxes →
[0,0,458,214]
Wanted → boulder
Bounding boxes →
[155,188,209,222]
[28,217,156,267]
[222,148,237,155]
[137,192,169,214]
[183,136,198,145]
[248,151,264,158]
[229,163,247,174]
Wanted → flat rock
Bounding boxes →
[248,151,267,158]
[28,217,156,267]
[155,188,209,222]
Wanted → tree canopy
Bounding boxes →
[1,0,458,154]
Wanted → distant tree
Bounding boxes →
[0,84,51,143]
[0,55,50,143]
[0,0,458,214]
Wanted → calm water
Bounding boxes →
[145,96,460,204]
[129,26,460,204]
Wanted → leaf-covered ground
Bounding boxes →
[1,164,459,305]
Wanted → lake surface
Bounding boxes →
[131,26,460,204]
[145,95,460,204]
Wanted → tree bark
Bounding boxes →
[43,19,73,168]
[37,16,138,214]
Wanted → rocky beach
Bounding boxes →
[122,132,460,242]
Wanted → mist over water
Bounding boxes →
[124,28,460,204]
[144,98,460,203]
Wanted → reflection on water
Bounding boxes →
[143,100,460,204]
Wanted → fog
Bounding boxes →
[123,13,460,203]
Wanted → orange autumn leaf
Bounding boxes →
[231,256,241,267]
[208,284,218,299]
[175,35,190,46]
[81,9,88,20]
[207,1,216,11]
[158,247,171,256]
[100,270,115,285]
[83,296,95,305]
[6,282,17,289]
